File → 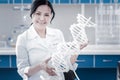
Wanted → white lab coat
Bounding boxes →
[16,25,78,80]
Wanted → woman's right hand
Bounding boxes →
[42,57,57,76]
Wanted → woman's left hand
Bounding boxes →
[70,55,78,64]
[80,41,89,50]
[70,41,88,64]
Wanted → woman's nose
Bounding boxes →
[39,15,44,20]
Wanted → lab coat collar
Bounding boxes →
[46,26,55,36]
[27,25,55,39]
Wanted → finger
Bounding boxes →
[80,44,85,49]
[48,71,57,76]
[45,57,52,63]
[50,72,57,76]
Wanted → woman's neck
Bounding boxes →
[35,27,46,38]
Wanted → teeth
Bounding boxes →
[39,22,46,24]
[37,21,46,24]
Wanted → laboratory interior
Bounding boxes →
[0,0,120,80]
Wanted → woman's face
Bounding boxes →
[32,5,52,29]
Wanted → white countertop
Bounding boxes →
[0,45,120,55]
[0,48,15,55]
[80,45,120,55]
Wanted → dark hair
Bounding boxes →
[30,0,55,23]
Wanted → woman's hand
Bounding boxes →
[42,57,57,76]
[80,41,88,50]
[70,55,78,64]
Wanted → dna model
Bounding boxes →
[49,14,96,80]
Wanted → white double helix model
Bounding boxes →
[50,14,96,80]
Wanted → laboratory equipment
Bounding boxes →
[7,25,28,47]
[95,0,120,44]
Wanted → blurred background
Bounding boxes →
[0,0,120,80]
[0,0,120,47]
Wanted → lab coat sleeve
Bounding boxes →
[67,55,78,71]
[16,33,30,80]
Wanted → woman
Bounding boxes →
[16,0,88,80]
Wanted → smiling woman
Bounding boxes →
[31,5,52,38]
[15,0,88,80]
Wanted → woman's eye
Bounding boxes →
[35,13,40,16]
[45,14,49,17]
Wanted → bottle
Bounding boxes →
[7,37,16,47]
